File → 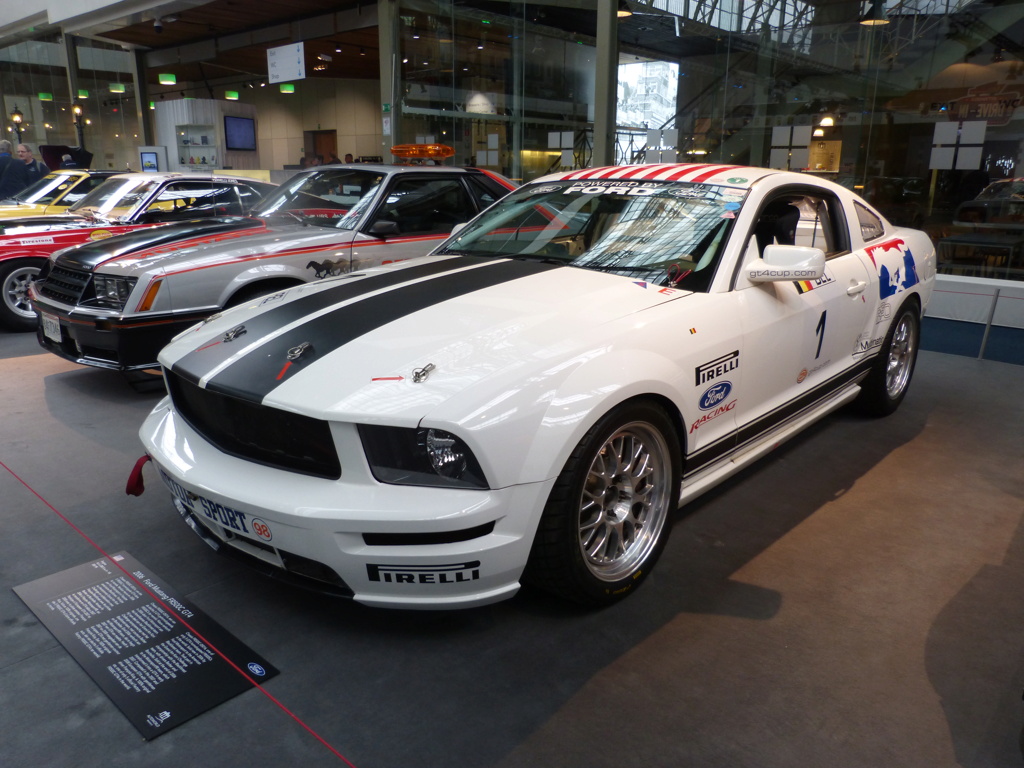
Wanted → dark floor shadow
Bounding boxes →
[926,512,1024,768]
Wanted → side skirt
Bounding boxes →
[677,376,865,508]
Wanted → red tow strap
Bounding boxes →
[125,454,151,496]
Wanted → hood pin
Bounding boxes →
[276,342,313,381]
[412,363,435,383]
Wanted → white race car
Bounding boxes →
[135,164,936,610]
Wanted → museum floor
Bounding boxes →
[1,330,1022,768]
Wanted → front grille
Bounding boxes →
[166,370,341,479]
[39,264,92,305]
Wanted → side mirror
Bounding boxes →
[745,244,826,283]
[449,221,468,236]
[368,220,401,236]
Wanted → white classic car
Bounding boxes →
[30,163,514,369]
[134,163,936,610]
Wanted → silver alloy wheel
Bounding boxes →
[2,264,39,320]
[885,312,917,399]
[577,421,673,582]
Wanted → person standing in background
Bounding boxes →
[17,144,49,186]
[0,139,28,199]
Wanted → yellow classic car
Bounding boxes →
[0,170,119,218]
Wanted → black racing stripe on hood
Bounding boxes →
[197,258,560,404]
[55,217,262,270]
[170,256,483,381]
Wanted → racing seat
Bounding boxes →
[754,199,800,256]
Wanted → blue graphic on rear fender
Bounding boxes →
[879,249,919,299]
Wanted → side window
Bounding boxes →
[144,182,241,217]
[751,191,849,259]
[855,202,885,241]
[369,177,476,236]
[62,176,110,205]
[465,174,506,210]
[235,184,267,213]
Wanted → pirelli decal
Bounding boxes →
[179,257,561,402]
[367,561,481,585]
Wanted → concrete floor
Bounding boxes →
[1,330,1022,768]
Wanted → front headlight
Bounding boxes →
[90,275,137,309]
[358,425,488,489]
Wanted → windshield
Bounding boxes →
[69,177,161,220]
[977,180,1024,200]
[6,172,80,205]
[438,179,745,292]
[249,168,386,229]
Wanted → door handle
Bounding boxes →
[847,280,868,296]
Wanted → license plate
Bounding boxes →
[42,312,61,343]
[158,469,268,544]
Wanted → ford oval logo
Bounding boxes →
[699,381,732,410]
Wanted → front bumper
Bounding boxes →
[139,399,553,610]
[33,292,208,371]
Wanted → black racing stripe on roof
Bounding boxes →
[197,258,560,403]
[56,217,263,270]
[170,257,483,381]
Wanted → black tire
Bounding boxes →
[0,259,44,332]
[525,401,680,606]
[855,301,920,417]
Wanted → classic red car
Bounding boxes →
[0,172,274,330]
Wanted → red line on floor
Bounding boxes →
[1,459,357,768]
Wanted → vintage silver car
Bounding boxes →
[1,172,275,331]
[31,162,515,370]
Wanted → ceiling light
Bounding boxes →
[617,0,633,17]
[859,0,889,26]
[819,115,834,127]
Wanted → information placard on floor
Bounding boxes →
[14,551,278,740]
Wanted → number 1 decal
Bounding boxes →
[815,310,827,359]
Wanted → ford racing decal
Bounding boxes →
[699,381,733,410]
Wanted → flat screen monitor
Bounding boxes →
[224,115,257,151]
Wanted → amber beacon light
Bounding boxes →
[390,143,456,160]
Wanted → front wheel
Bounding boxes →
[0,259,43,331]
[525,401,680,606]
[855,302,920,416]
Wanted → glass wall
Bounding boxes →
[0,32,141,172]
[394,0,598,182]
[392,0,1024,280]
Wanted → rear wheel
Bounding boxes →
[855,301,920,416]
[525,401,680,606]
[0,259,43,331]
